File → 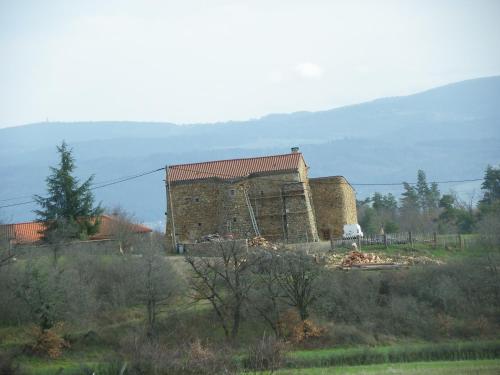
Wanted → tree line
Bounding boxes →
[358,166,500,235]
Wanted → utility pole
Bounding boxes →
[165,165,177,252]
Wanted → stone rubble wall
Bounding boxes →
[309,176,358,239]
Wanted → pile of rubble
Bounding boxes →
[321,251,443,269]
[341,250,383,267]
[248,236,278,250]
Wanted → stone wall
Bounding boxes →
[282,182,319,242]
[218,181,255,239]
[246,171,301,241]
[309,176,358,239]
[165,179,220,248]
[182,239,248,256]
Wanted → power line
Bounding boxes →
[0,167,165,209]
[0,200,37,209]
[90,168,164,190]
[0,195,34,203]
[0,162,485,210]
[351,178,483,186]
[0,169,163,203]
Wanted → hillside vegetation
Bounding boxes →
[1,233,499,374]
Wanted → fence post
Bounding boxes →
[356,236,361,251]
[433,232,437,248]
[330,233,335,252]
[408,231,413,249]
[383,233,388,249]
[459,234,464,250]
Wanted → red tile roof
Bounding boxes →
[0,221,44,244]
[0,215,152,244]
[168,152,305,183]
[90,215,153,240]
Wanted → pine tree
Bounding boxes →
[34,141,102,241]
[400,183,419,212]
[479,165,500,210]
[399,182,421,231]
[416,170,430,212]
[428,182,441,210]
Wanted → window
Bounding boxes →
[193,197,200,203]
[229,189,235,196]
[233,217,237,222]
[198,223,202,227]
[321,229,331,241]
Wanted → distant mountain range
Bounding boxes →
[1,76,499,228]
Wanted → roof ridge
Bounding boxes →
[0,220,43,226]
[168,152,302,169]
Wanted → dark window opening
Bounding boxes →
[194,197,200,203]
[233,217,237,222]
[198,223,202,227]
[321,229,331,241]
[230,189,235,196]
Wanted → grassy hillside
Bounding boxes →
[1,238,499,374]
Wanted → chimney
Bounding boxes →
[291,146,299,153]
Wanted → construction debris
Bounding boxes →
[200,233,222,242]
[320,250,443,270]
[248,236,278,250]
[341,250,383,267]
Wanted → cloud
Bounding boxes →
[268,70,284,83]
[294,62,324,78]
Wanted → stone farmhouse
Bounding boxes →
[165,149,358,249]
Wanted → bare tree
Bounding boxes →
[275,250,321,321]
[185,241,259,340]
[251,250,286,337]
[132,234,182,339]
[0,222,15,269]
[107,206,141,253]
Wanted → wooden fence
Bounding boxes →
[330,232,481,251]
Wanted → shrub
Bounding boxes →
[28,323,69,359]
[279,310,325,344]
[119,334,238,375]
[290,320,326,344]
[183,339,238,374]
[327,324,377,346]
[243,334,288,373]
[0,352,26,375]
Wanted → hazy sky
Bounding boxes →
[1,0,499,128]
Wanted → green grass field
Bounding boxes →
[274,359,500,374]
[282,340,500,369]
[17,341,499,374]
[20,359,500,375]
